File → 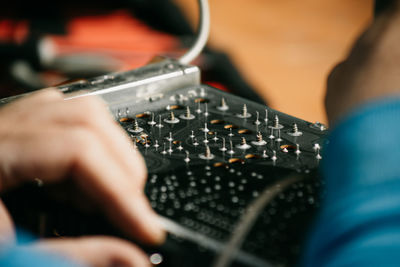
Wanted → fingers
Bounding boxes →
[0,89,63,121]
[0,89,165,244]
[32,236,151,267]
[28,96,148,188]
[0,124,164,244]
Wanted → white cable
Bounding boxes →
[178,0,210,64]
[212,175,302,267]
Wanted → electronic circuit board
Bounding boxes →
[1,61,328,267]
[115,84,327,266]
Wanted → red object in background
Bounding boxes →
[0,19,29,44]
[0,10,183,70]
[205,81,230,92]
[48,10,183,70]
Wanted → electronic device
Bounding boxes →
[0,1,328,266]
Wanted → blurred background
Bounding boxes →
[0,0,373,124]
[173,0,373,124]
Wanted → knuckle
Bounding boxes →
[67,128,99,156]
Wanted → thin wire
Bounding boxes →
[179,0,210,64]
[212,175,302,267]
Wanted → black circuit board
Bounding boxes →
[116,85,327,266]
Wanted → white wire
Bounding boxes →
[178,0,210,64]
[212,175,302,267]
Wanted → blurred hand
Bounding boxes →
[0,88,165,266]
[325,2,400,125]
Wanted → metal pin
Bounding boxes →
[254,111,261,125]
[237,137,251,150]
[117,109,121,118]
[268,127,275,139]
[148,112,156,126]
[177,143,184,151]
[310,121,327,131]
[161,142,167,155]
[228,128,234,137]
[295,143,301,155]
[166,132,173,142]
[237,104,251,118]
[228,140,235,154]
[274,115,279,128]
[167,141,173,153]
[190,130,195,139]
[125,107,130,115]
[262,150,269,158]
[200,88,206,97]
[195,101,202,114]
[203,132,209,143]
[184,151,190,163]
[313,143,321,151]
[199,145,215,160]
[129,119,143,133]
[154,140,160,148]
[288,123,303,136]
[243,104,248,117]
[156,115,164,128]
[271,150,277,161]
[193,138,199,146]
[276,129,283,142]
[164,111,180,124]
[220,137,227,151]
[252,132,267,146]
[270,115,283,129]
[201,123,210,133]
[213,132,219,141]
[144,136,150,148]
[180,106,195,120]
[264,108,269,123]
[316,147,322,160]
[217,97,229,111]
[204,103,209,117]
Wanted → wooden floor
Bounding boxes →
[174,0,373,124]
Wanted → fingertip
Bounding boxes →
[124,195,166,245]
[145,213,167,245]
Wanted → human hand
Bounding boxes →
[0,88,164,266]
[325,1,400,125]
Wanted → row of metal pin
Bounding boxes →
[142,137,321,163]
[135,109,302,139]
[140,125,321,162]
[127,98,321,161]
[119,98,302,137]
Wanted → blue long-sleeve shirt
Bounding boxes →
[302,97,400,267]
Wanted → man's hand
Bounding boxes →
[0,88,165,266]
[325,1,400,125]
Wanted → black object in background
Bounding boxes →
[375,0,396,15]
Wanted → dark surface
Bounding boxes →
[3,85,327,266]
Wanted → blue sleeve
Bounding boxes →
[302,97,400,267]
[0,247,81,267]
[0,231,83,267]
